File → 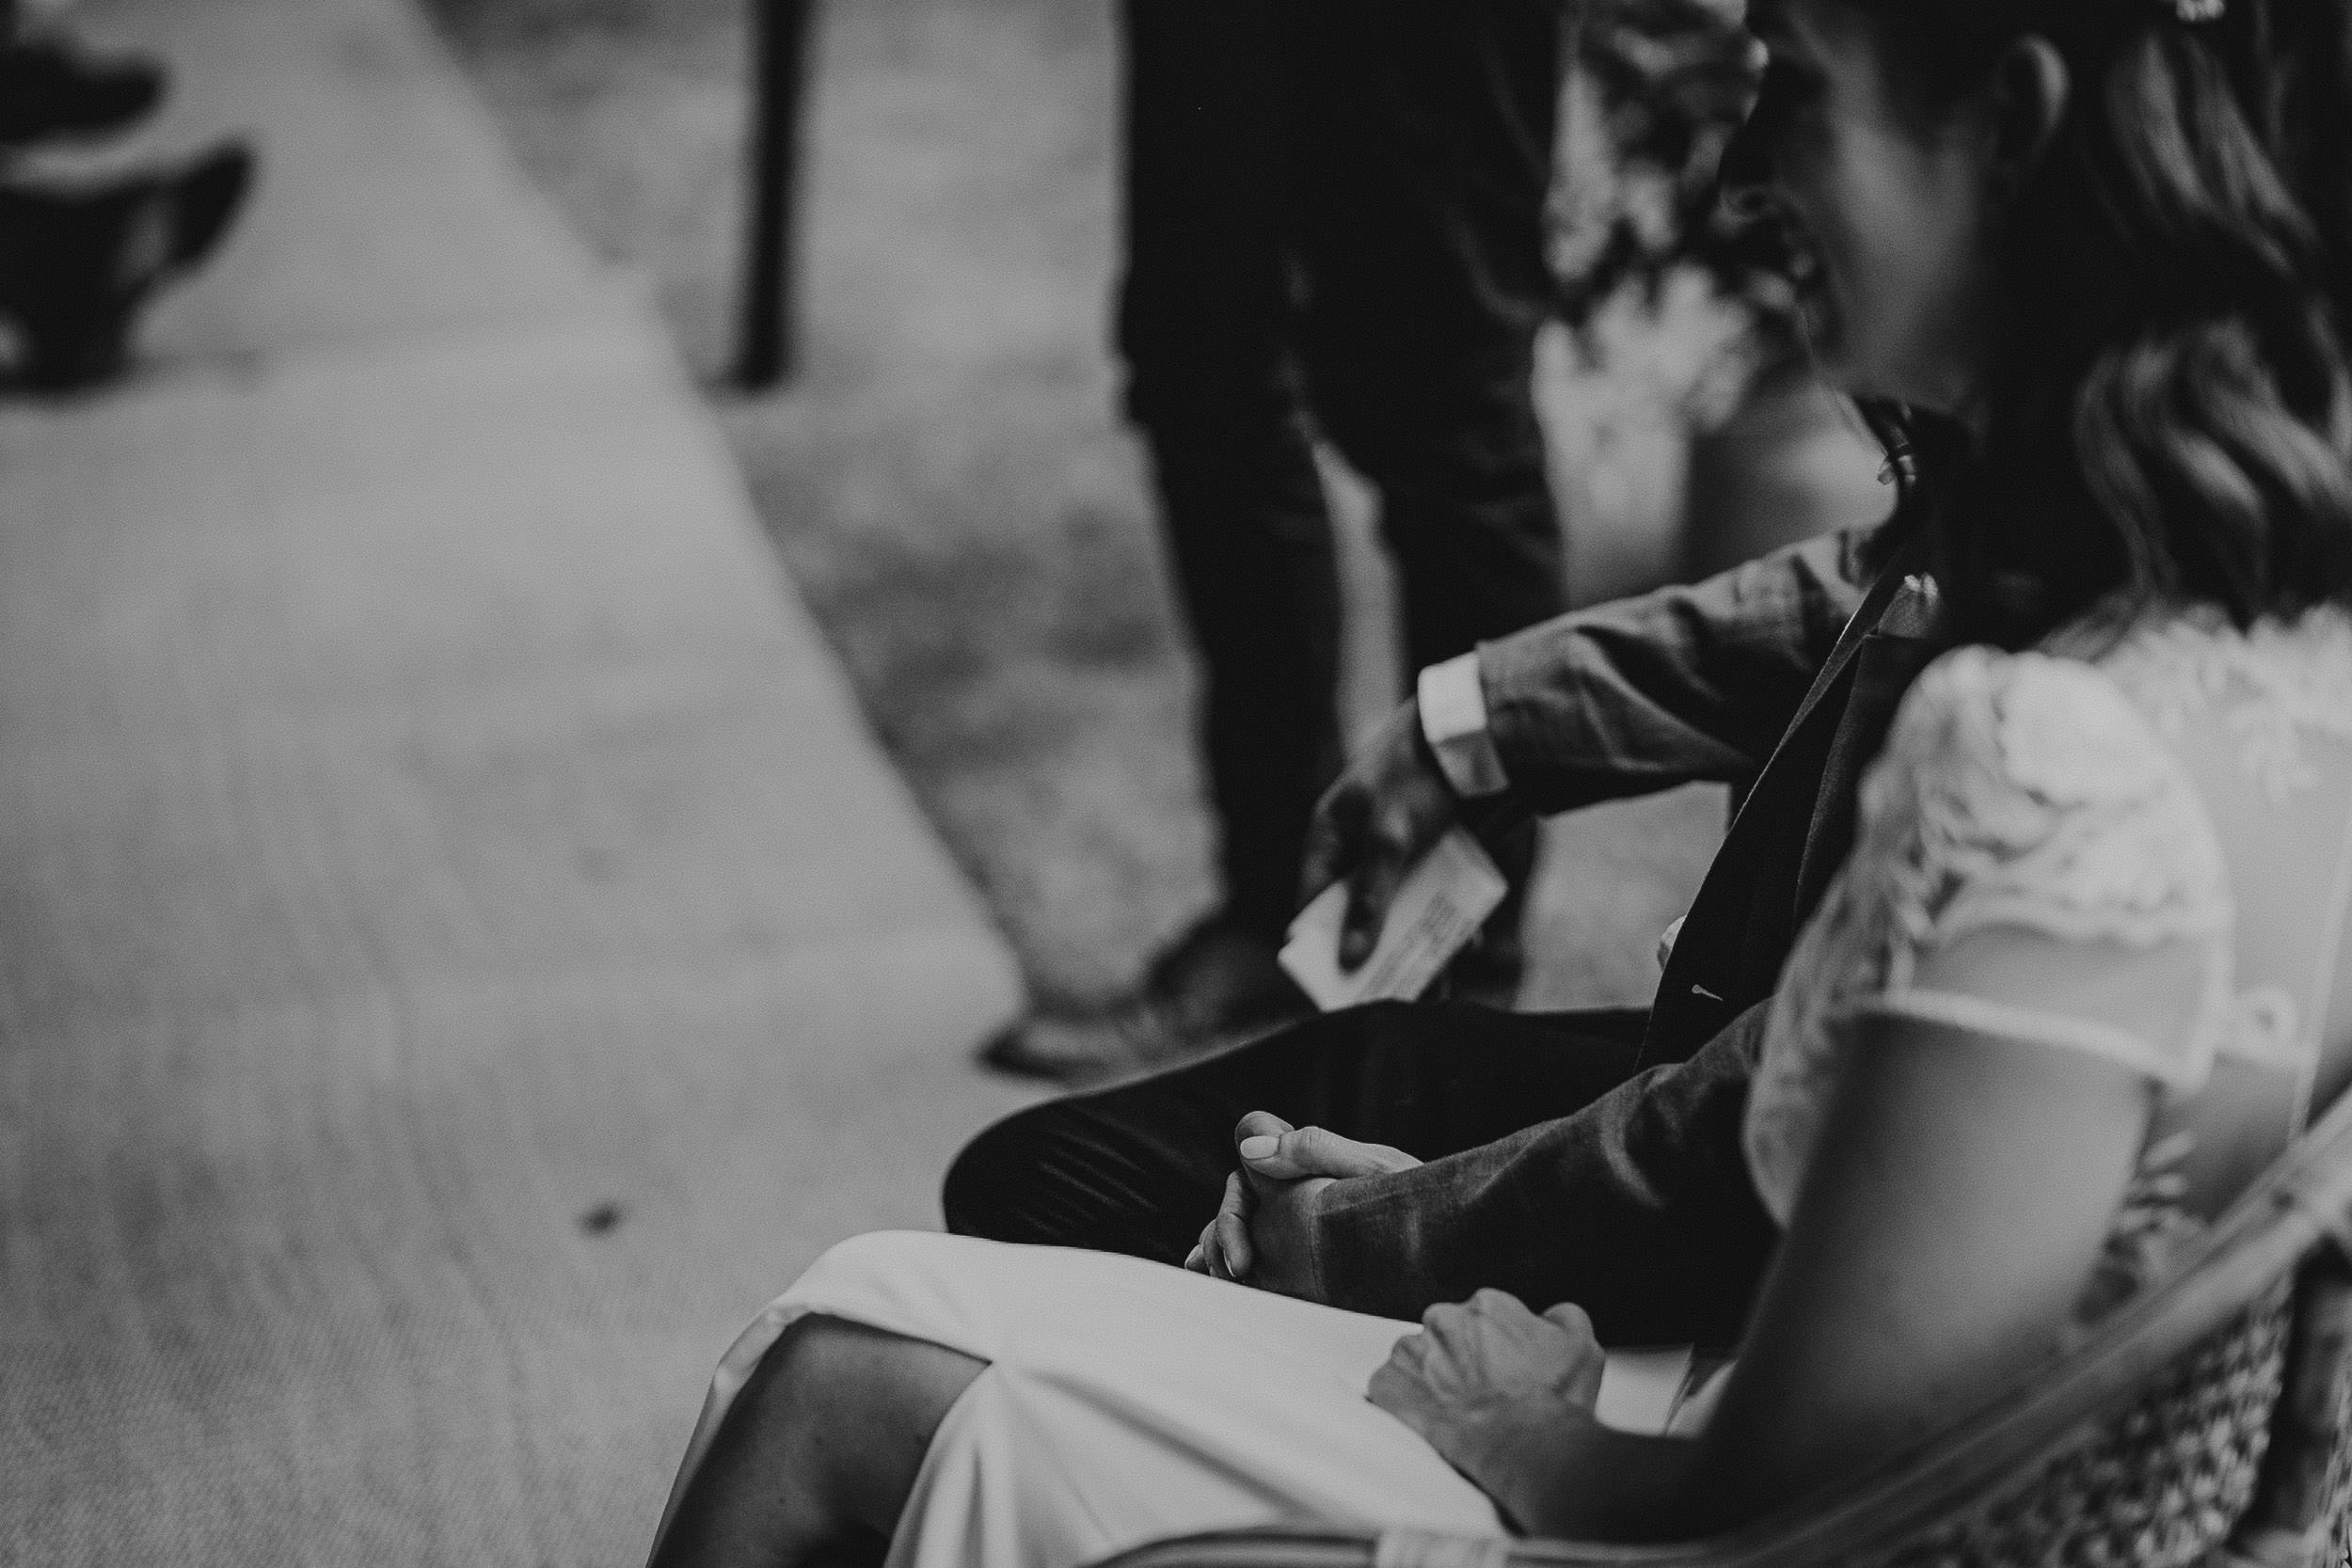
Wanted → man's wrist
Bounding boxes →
[1295,1176,1335,1304]
[1417,653,1510,800]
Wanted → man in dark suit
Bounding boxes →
[944,505,1940,1348]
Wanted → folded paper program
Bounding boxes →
[1280,830,1508,1011]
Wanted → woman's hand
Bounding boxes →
[1368,1290,1609,1525]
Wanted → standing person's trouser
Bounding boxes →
[1116,0,1575,949]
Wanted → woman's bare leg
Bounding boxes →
[651,1317,988,1568]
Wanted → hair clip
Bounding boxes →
[2168,0,2225,21]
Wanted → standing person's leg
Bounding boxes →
[946,1003,1646,1265]
[1273,0,1575,1001]
[982,0,1339,1080]
[1121,0,1345,958]
[1279,0,1572,677]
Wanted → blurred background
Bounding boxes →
[2,0,1888,1560]
[422,0,1884,1016]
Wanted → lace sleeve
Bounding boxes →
[1841,647,2236,1094]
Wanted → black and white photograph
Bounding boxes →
[8,1,2352,1564]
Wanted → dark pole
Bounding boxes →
[738,0,816,390]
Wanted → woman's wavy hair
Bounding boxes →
[1843,0,2352,647]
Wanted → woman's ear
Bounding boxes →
[1983,36,2071,203]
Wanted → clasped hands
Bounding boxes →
[1183,1112,1607,1525]
[1177,696,1485,1293]
[1173,701,1599,1516]
[1183,1111,1419,1292]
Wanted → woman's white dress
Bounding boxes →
[654,606,2352,1568]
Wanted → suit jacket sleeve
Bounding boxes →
[1307,1003,1779,1348]
[1477,529,1871,813]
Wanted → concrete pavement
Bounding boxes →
[1,1,1031,1560]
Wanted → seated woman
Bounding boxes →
[647,1,2352,1562]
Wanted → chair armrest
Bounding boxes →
[1094,1526,1696,1568]
[1082,1523,1750,1568]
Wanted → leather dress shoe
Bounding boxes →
[979,915,1311,1085]
[0,140,256,391]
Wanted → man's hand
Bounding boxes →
[1298,701,1464,972]
[1367,1291,1610,1523]
[1184,1112,1422,1295]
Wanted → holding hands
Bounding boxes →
[1183,1111,1421,1296]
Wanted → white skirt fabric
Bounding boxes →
[650,1231,1510,1568]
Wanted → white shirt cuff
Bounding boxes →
[1417,653,1510,799]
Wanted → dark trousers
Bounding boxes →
[943,1002,1647,1268]
[1118,0,1573,943]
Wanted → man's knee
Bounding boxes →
[940,1109,1049,1244]
[942,1101,1135,1249]
[942,1089,1222,1265]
